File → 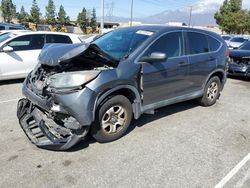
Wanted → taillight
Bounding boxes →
[225,47,230,64]
[226,47,229,59]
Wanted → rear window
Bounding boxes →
[187,32,209,55]
[46,34,72,44]
[0,26,5,30]
[9,27,23,30]
[207,36,221,52]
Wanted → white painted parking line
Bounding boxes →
[214,152,250,188]
[0,98,19,104]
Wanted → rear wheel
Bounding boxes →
[91,95,132,143]
[197,76,221,106]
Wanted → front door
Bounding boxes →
[141,31,189,106]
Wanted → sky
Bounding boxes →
[12,0,250,21]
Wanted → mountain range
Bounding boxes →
[112,10,216,26]
[101,2,221,26]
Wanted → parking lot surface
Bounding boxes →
[0,78,250,188]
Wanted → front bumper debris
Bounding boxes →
[17,98,87,150]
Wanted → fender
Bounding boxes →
[93,85,142,120]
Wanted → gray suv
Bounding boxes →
[0,23,26,30]
[17,26,228,150]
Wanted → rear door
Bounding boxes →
[142,31,190,105]
[0,34,45,79]
[185,31,217,92]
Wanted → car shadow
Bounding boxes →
[227,75,250,81]
[0,79,24,86]
[127,100,198,134]
[66,100,199,152]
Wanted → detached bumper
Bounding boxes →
[17,99,86,150]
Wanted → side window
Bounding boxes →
[144,32,183,58]
[187,32,209,55]
[7,34,45,51]
[46,34,72,44]
[207,36,221,52]
[0,26,5,30]
[9,27,21,30]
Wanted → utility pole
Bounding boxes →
[130,0,134,26]
[188,6,193,27]
[101,0,104,32]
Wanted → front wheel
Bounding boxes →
[91,95,133,143]
[197,76,221,106]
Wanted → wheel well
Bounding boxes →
[208,71,224,84]
[97,88,140,106]
[99,88,138,105]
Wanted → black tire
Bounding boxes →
[197,76,221,107]
[91,95,133,143]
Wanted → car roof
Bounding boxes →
[117,25,221,39]
[8,30,78,37]
[0,23,24,27]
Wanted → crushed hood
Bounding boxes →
[38,43,118,67]
[38,43,90,66]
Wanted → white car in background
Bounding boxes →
[0,31,82,80]
[226,36,249,49]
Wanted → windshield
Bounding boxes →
[230,37,247,43]
[222,36,231,41]
[0,33,15,43]
[239,41,250,50]
[93,28,155,60]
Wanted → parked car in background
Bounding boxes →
[17,26,228,150]
[226,36,249,49]
[228,40,250,78]
[221,34,233,43]
[0,31,82,80]
[0,23,26,30]
[0,30,28,36]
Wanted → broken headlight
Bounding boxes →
[47,71,100,91]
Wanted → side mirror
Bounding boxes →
[2,46,14,52]
[140,52,167,63]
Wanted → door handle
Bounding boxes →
[178,62,188,67]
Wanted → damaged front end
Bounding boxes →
[228,52,250,78]
[17,43,117,150]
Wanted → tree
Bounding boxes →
[90,8,97,32]
[0,0,16,23]
[246,11,250,33]
[17,6,29,24]
[57,5,70,25]
[214,0,247,34]
[77,8,88,33]
[30,0,41,23]
[45,0,56,25]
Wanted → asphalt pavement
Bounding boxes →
[0,78,250,188]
